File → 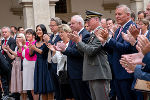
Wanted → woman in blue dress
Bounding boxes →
[29,24,54,100]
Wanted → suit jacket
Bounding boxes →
[63,28,90,79]
[146,30,150,41]
[134,65,150,81]
[141,52,150,72]
[48,33,61,45]
[105,20,137,80]
[48,33,61,73]
[1,37,16,65]
[0,37,16,74]
[77,33,112,81]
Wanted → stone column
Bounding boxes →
[19,0,34,29]
[130,0,143,17]
[33,0,50,32]
[19,0,59,32]
[49,0,59,18]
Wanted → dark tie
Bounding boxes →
[2,40,7,54]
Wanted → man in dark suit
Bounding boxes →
[95,5,138,100]
[10,26,18,39]
[43,17,62,100]
[56,15,91,100]
[69,11,112,100]
[0,27,16,100]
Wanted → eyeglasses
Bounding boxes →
[48,25,57,27]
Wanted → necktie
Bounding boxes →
[116,27,123,40]
[2,40,7,54]
[48,35,57,63]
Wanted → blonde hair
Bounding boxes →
[58,24,72,33]
[17,33,26,45]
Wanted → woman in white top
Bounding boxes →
[48,24,74,100]
[21,29,39,100]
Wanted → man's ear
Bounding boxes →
[79,22,82,26]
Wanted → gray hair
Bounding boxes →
[71,15,84,27]
[116,4,131,15]
[50,17,62,26]
[1,26,11,32]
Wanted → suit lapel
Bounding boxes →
[7,38,11,45]
[53,35,60,44]
[116,20,133,41]
[1,40,4,45]
[68,40,74,47]
[146,30,150,41]
[79,29,85,36]
[114,28,121,40]
[50,34,54,40]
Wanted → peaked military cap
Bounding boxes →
[85,10,103,20]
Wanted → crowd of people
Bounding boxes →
[0,2,150,100]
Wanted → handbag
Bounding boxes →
[134,79,150,92]
[58,61,69,84]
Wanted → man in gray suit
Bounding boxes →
[69,10,112,100]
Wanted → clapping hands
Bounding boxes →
[94,28,109,44]
[43,34,50,43]
[55,42,67,52]
[120,52,144,73]
[128,24,140,39]
[136,35,150,55]
[68,31,82,43]
[122,30,136,46]
[47,43,56,52]
[28,42,36,50]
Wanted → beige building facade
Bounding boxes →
[0,0,149,32]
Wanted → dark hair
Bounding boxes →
[106,18,115,24]
[11,26,17,31]
[138,11,146,18]
[26,29,36,37]
[36,24,47,42]
[18,27,23,31]
[131,11,136,21]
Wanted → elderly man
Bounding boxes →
[10,26,18,39]
[95,5,138,100]
[69,10,112,100]
[145,2,150,21]
[56,15,91,100]
[0,27,16,100]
